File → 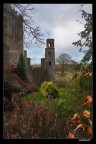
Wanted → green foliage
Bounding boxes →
[41,81,59,98]
[78,74,92,95]
[72,8,92,63]
[72,73,78,80]
[24,85,83,117]
[4,81,12,100]
[56,53,72,76]
[16,52,27,81]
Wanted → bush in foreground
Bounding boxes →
[41,81,59,99]
[4,99,68,138]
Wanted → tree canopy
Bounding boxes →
[56,53,72,76]
[56,53,72,65]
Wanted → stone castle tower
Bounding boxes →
[41,39,55,82]
[3,4,23,64]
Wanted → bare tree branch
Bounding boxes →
[5,4,44,48]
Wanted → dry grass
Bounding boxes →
[55,71,74,87]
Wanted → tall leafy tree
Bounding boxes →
[72,5,92,64]
[56,53,72,76]
[16,52,27,81]
[72,5,92,94]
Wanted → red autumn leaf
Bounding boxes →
[67,131,75,138]
[87,126,92,139]
[82,110,90,118]
[84,94,92,100]
[82,101,86,107]
[74,124,85,132]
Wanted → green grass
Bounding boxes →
[23,86,84,117]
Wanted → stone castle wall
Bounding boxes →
[3,4,55,86]
[24,50,34,83]
[3,4,23,64]
[3,49,22,64]
[24,50,47,86]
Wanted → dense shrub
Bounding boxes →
[4,99,68,138]
[4,81,12,100]
[12,84,22,93]
[72,73,78,79]
[41,81,59,98]
[75,72,92,95]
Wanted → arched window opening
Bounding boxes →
[48,42,51,47]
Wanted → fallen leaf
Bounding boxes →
[82,110,90,118]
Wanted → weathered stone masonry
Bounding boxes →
[41,39,55,82]
[3,4,23,64]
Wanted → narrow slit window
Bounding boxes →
[49,61,51,65]
[49,52,51,55]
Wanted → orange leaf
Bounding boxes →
[87,127,92,139]
[71,113,81,123]
[87,97,92,107]
[84,94,92,100]
[84,72,90,76]
[89,72,92,77]
[88,119,92,128]
[84,72,92,77]
[74,124,85,132]
[82,110,90,118]
[67,132,75,138]
[82,101,86,107]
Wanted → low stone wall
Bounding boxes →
[32,67,47,86]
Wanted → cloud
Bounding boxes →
[24,4,92,64]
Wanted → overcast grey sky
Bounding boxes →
[24,4,92,65]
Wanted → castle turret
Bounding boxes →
[45,39,55,82]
